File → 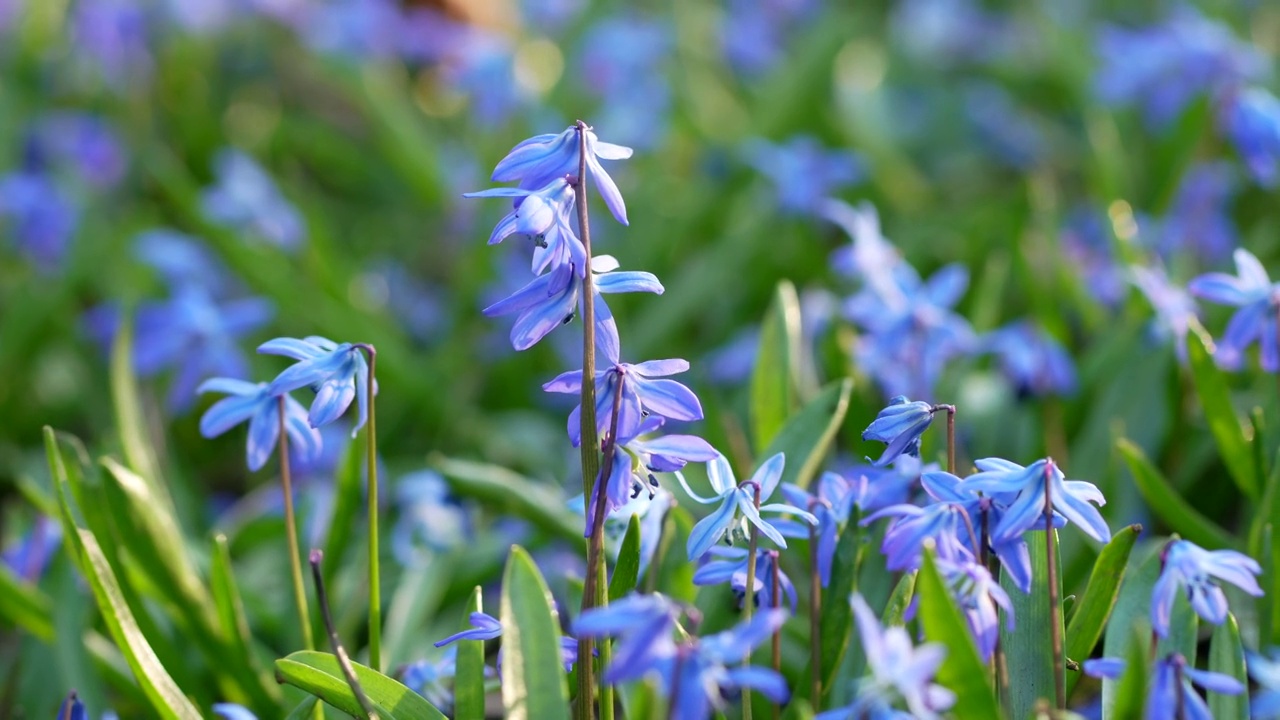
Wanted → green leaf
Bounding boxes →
[432,456,581,542]
[0,563,54,641]
[758,379,853,490]
[652,506,697,602]
[917,550,1002,719]
[819,517,862,700]
[1065,524,1142,697]
[1000,531,1060,719]
[881,571,917,627]
[47,429,200,720]
[608,514,642,603]
[500,546,571,720]
[211,534,279,708]
[750,280,803,451]
[108,316,164,497]
[1111,625,1152,720]
[275,651,447,719]
[322,439,365,588]
[283,697,319,720]
[454,586,488,720]
[1248,447,1280,560]
[1208,614,1247,720]
[384,559,452,669]
[1186,323,1256,499]
[1117,438,1233,549]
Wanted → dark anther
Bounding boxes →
[562,314,575,325]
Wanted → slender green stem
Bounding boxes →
[358,344,381,672]
[742,483,762,720]
[808,519,822,704]
[278,396,315,650]
[573,118,603,720]
[310,550,376,720]
[1044,461,1065,709]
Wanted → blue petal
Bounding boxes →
[212,704,259,720]
[724,666,790,703]
[595,270,664,295]
[629,358,689,377]
[258,337,325,360]
[463,187,533,198]
[632,377,703,422]
[686,494,738,560]
[751,453,786,499]
[198,377,261,397]
[246,401,280,471]
[310,378,356,429]
[200,394,261,438]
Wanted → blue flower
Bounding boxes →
[391,471,471,567]
[201,149,305,250]
[484,255,662,359]
[1131,264,1199,362]
[744,135,863,215]
[979,321,1077,398]
[198,378,322,472]
[720,0,818,77]
[936,559,1012,662]
[862,396,938,466]
[133,229,229,293]
[1151,539,1262,638]
[678,453,817,560]
[577,16,672,149]
[401,647,468,712]
[59,692,87,720]
[1149,653,1244,720]
[260,337,372,435]
[72,0,152,88]
[1061,205,1126,307]
[1082,657,1125,680]
[0,170,78,269]
[962,83,1047,170]
[779,473,856,587]
[1223,88,1280,188]
[961,457,1110,545]
[694,547,796,611]
[817,593,954,719]
[491,126,633,226]
[299,0,403,62]
[32,113,126,188]
[465,176,584,275]
[921,469,1035,593]
[1188,248,1280,371]
[1248,648,1280,720]
[1156,162,1238,264]
[542,350,703,449]
[3,516,60,582]
[574,592,682,684]
[863,498,975,573]
[824,200,903,286]
[211,704,257,720]
[434,611,503,647]
[86,285,275,412]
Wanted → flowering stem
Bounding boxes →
[573,119,602,720]
[742,482,762,720]
[1174,657,1186,720]
[583,373,624,720]
[310,550,376,720]
[1044,462,1065,709]
[939,404,957,474]
[770,551,781,720]
[981,504,1009,696]
[356,344,381,672]
[277,396,315,650]
[808,520,822,704]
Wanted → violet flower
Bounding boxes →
[1188,248,1280,371]
[1151,539,1262,638]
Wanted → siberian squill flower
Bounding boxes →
[212,704,257,720]
[260,337,372,435]
[464,176,585,275]
[201,149,305,250]
[435,611,579,673]
[32,113,127,188]
[72,0,152,87]
[1188,248,1280,371]
[921,469,1035,593]
[133,229,228,292]
[198,378,322,471]
[1151,539,1262,638]
[817,593,954,720]
[743,135,863,215]
[862,396,939,466]
[823,199,905,301]
[401,647,469,712]
[1223,88,1280,188]
[678,453,817,560]
[1248,648,1280,719]
[1155,162,1238,264]
[573,592,681,685]
[961,457,1110,545]
[2,516,60,582]
[937,559,1012,661]
[391,471,470,567]
[863,497,976,573]
[484,255,662,360]
[0,169,78,269]
[1149,653,1244,720]
[694,547,796,611]
[542,347,703,449]
[1131,264,1199,362]
[491,126,633,225]
[979,320,1077,398]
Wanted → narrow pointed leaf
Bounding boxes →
[918,550,1002,719]
[1065,524,1142,696]
[433,455,580,542]
[211,534,279,708]
[283,697,319,720]
[1111,626,1151,720]
[275,651,446,719]
[109,317,164,494]
[758,379,853,490]
[881,570,917,626]
[1000,530,1059,719]
[819,518,862,700]
[454,587,487,720]
[500,546,571,720]
[1186,323,1255,498]
[608,514,642,602]
[751,280,803,451]
[653,506,697,602]
[0,564,54,641]
[1118,438,1233,549]
[1208,614,1247,720]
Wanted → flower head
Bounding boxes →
[744,135,863,214]
[491,126,633,225]
[693,547,796,611]
[260,337,373,436]
[961,457,1110,545]
[1223,87,1280,187]
[201,148,305,250]
[937,559,1012,661]
[1188,248,1280,371]
[198,378,322,471]
[0,170,78,269]
[678,453,817,560]
[862,396,938,466]
[465,176,585,276]
[1131,264,1199,362]
[1149,652,1244,720]
[1151,539,1262,638]
[1248,648,1280,720]
[979,321,1077,398]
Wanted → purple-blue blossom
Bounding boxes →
[1248,648,1280,720]
[201,149,305,250]
[1131,264,1199,362]
[491,126,633,226]
[1188,248,1280,371]
[260,337,372,435]
[400,647,464,712]
[921,469,1036,593]
[198,378,322,472]
[1222,88,1280,187]
[744,135,863,215]
[72,0,152,88]
[465,176,584,275]
[937,558,1012,662]
[961,457,1110,545]
[693,547,796,611]
[1149,652,1244,720]
[678,453,816,560]
[0,170,78,269]
[212,704,257,720]
[434,611,503,647]
[979,321,1077,398]
[862,396,938,466]
[1151,539,1261,638]
[720,0,818,77]
[577,16,672,149]
[2,516,60,583]
[1153,162,1237,264]
[863,498,975,573]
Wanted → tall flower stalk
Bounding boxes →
[277,396,314,651]
[357,344,381,671]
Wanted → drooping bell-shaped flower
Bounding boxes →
[490,125,633,225]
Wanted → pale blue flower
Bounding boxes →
[491,126,633,226]
[1188,248,1280,371]
[401,648,466,712]
[465,176,584,276]
[1131,264,1199,362]
[693,547,796,611]
[1223,88,1280,187]
[212,704,257,720]
[201,149,305,250]
[1248,648,1280,719]
[744,135,863,214]
[434,611,502,647]
[198,378,322,472]
[961,457,1110,545]
[260,337,372,435]
[1149,652,1244,720]
[862,396,938,466]
[0,170,78,269]
[1151,539,1261,638]
[391,471,470,567]
[678,453,817,560]
[937,558,1012,662]
[979,321,1077,398]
